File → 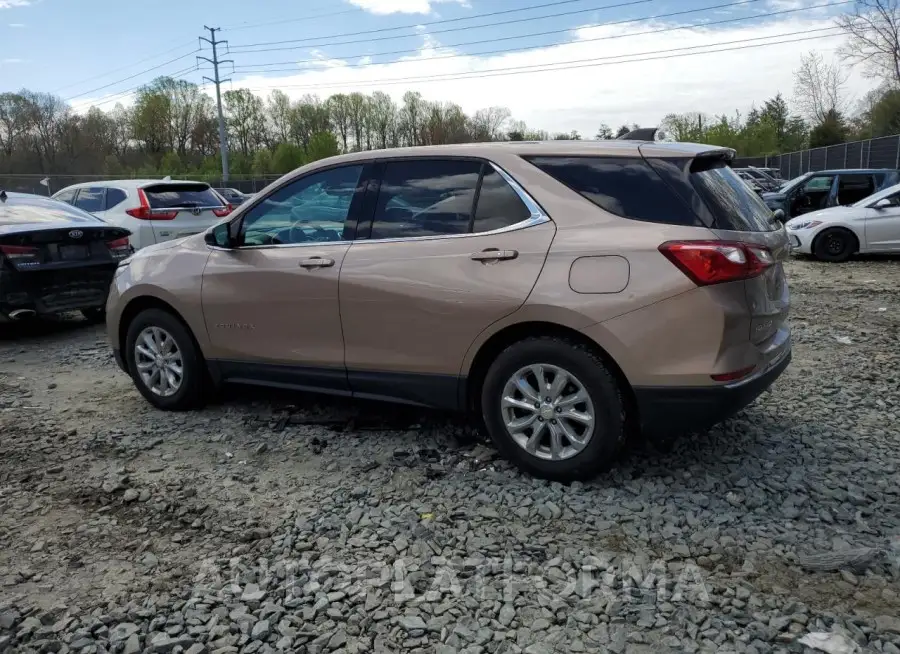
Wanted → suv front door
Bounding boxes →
[201,164,369,391]
[339,158,556,409]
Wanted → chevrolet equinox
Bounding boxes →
[107,141,791,481]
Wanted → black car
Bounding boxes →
[214,187,250,206]
[733,167,781,191]
[0,190,132,323]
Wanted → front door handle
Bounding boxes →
[470,248,518,262]
[299,257,335,269]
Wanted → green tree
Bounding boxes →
[307,131,340,162]
[252,148,274,176]
[866,88,900,137]
[159,151,183,175]
[809,109,848,147]
[272,142,305,173]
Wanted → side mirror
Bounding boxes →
[874,198,892,209]
[772,209,785,223]
[205,222,232,248]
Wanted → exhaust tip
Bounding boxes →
[9,309,37,320]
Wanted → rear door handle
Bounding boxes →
[470,248,518,262]
[299,257,334,269]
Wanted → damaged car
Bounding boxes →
[0,190,132,324]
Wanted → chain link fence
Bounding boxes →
[0,174,281,197]
[734,135,900,178]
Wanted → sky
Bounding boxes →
[0,0,874,136]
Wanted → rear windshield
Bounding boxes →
[689,161,775,232]
[143,183,224,209]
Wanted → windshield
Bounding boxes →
[852,181,900,207]
[777,173,813,194]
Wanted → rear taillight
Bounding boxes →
[0,244,40,266]
[711,366,756,383]
[658,240,774,286]
[125,189,177,220]
[106,236,132,260]
[213,204,233,218]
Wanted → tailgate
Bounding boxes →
[142,183,230,244]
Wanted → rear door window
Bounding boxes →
[105,188,127,210]
[472,166,532,232]
[527,156,702,226]
[74,187,106,213]
[369,159,482,239]
[143,183,225,209]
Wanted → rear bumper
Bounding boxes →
[0,265,116,318]
[633,347,791,437]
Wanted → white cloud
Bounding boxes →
[75,13,873,138]
[348,0,467,16]
[0,0,30,8]
[8,22,25,27]
[1,57,24,64]
[216,15,867,135]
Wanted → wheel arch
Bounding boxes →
[463,320,639,435]
[117,296,207,377]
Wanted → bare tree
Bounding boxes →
[267,90,293,145]
[793,51,850,123]
[837,0,900,86]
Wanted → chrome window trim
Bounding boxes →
[206,159,551,251]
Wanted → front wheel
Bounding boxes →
[124,308,206,410]
[480,336,626,481]
[813,227,856,262]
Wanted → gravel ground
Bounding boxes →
[1,257,899,654]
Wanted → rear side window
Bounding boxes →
[473,167,532,232]
[106,188,127,210]
[526,156,701,227]
[74,187,105,213]
[370,159,481,239]
[688,161,776,232]
[54,189,76,205]
[143,183,224,209]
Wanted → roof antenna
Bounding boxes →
[0,190,7,202]
[162,175,172,182]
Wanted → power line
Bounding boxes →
[222,5,366,32]
[229,0,846,75]
[51,40,198,95]
[230,0,654,53]
[76,65,200,109]
[243,27,843,92]
[63,50,200,102]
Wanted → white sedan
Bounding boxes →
[785,182,900,261]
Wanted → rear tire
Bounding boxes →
[480,336,626,481]
[81,308,105,324]
[813,227,856,262]
[125,308,206,411]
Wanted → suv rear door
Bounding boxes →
[138,182,230,245]
[338,157,555,409]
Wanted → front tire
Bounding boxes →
[813,227,856,262]
[124,308,206,410]
[480,336,626,481]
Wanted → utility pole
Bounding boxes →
[198,27,232,183]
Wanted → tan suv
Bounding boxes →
[106,141,791,480]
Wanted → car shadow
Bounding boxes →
[0,315,98,344]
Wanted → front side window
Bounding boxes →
[370,159,481,239]
[74,187,106,213]
[802,175,834,193]
[240,165,363,246]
